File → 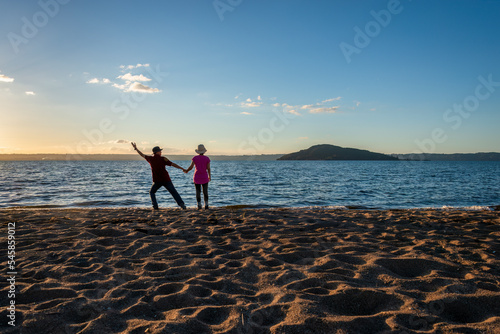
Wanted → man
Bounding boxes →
[131,142,186,210]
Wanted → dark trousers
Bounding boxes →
[195,183,208,204]
[150,181,185,209]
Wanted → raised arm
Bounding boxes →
[131,142,146,158]
[184,161,195,173]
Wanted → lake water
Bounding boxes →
[0,160,499,210]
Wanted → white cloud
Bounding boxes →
[355,101,361,107]
[241,111,253,115]
[25,91,36,96]
[285,109,301,116]
[236,97,264,108]
[234,93,242,99]
[0,74,14,83]
[277,103,302,116]
[120,63,150,70]
[127,82,161,93]
[241,101,262,108]
[298,136,309,140]
[112,82,128,90]
[111,81,160,93]
[215,94,343,115]
[108,139,129,144]
[309,106,339,114]
[86,65,161,94]
[117,73,151,82]
[208,102,234,107]
[322,97,342,103]
[286,97,342,114]
[86,78,110,84]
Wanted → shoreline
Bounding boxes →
[1,208,499,333]
[1,204,499,211]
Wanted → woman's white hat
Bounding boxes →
[195,144,207,154]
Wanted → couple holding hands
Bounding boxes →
[131,142,211,210]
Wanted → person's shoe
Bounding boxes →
[153,206,159,210]
[181,205,187,210]
[197,202,202,210]
[204,205,209,210]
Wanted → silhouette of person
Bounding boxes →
[132,142,186,210]
[185,144,211,209]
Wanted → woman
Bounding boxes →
[185,144,211,209]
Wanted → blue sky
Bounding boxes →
[1,0,499,155]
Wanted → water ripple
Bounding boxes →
[0,160,499,209]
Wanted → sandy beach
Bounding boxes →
[1,207,499,334]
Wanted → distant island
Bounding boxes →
[1,148,500,162]
[278,144,398,161]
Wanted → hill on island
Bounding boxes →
[278,144,399,161]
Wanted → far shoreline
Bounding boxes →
[2,153,500,161]
[0,154,284,161]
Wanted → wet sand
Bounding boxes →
[1,207,499,333]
